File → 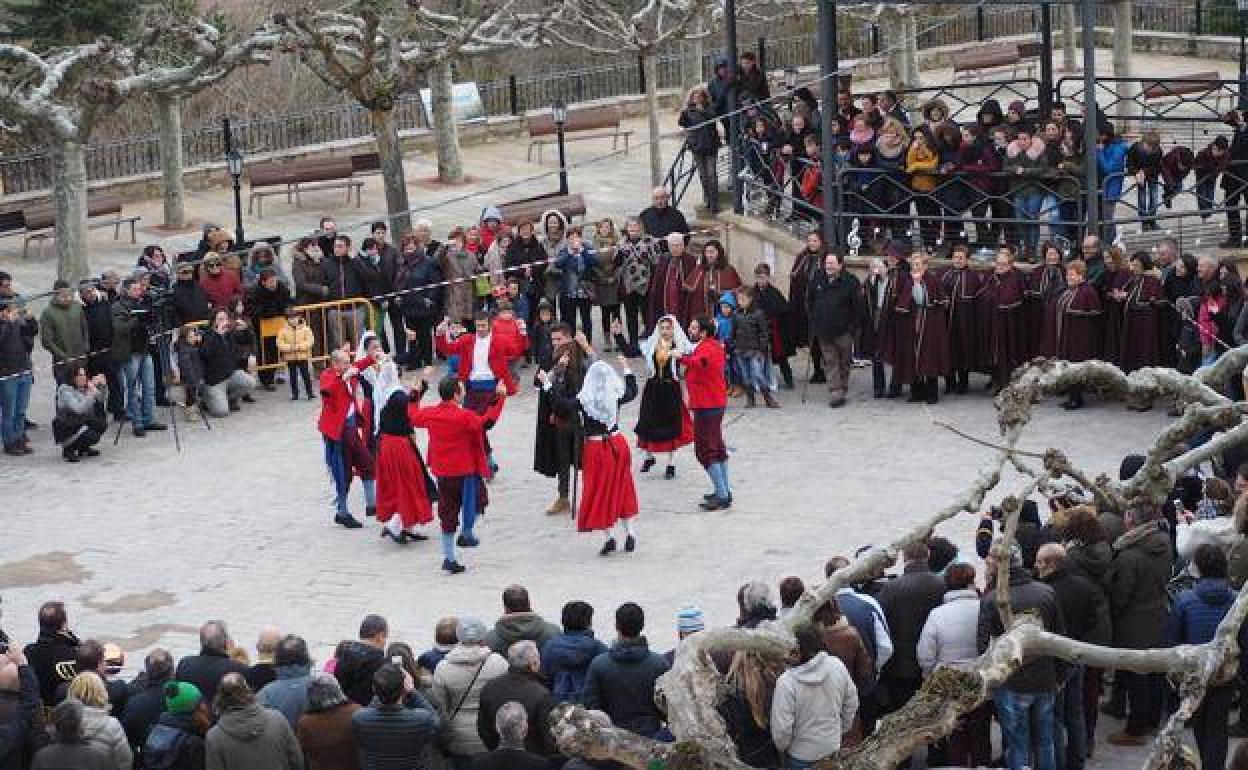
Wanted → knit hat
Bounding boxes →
[676,606,705,635]
[482,206,503,224]
[164,681,203,715]
[456,617,488,644]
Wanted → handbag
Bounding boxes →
[435,656,489,756]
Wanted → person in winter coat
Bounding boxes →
[140,681,210,770]
[0,645,47,770]
[296,675,360,770]
[257,636,313,729]
[197,309,257,418]
[275,310,314,400]
[1222,110,1248,247]
[334,616,388,707]
[396,231,445,369]
[877,541,948,715]
[707,57,736,138]
[175,622,248,707]
[39,280,88,383]
[476,641,556,757]
[248,271,292,391]
[79,280,121,418]
[1196,136,1229,220]
[541,602,608,705]
[484,586,562,655]
[770,624,858,768]
[205,674,302,770]
[1127,129,1164,231]
[32,700,112,770]
[67,672,133,770]
[732,288,778,408]
[679,86,723,216]
[441,228,479,325]
[720,650,783,768]
[811,600,871,746]
[1006,126,1057,260]
[582,603,670,738]
[553,230,599,342]
[1096,125,1129,242]
[0,298,37,456]
[171,263,211,328]
[1106,504,1173,745]
[591,219,622,349]
[431,617,508,763]
[54,366,108,463]
[351,664,439,770]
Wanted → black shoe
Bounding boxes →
[402,532,430,542]
[1061,397,1083,410]
[80,447,100,458]
[886,385,901,398]
[241,394,256,403]
[155,398,172,407]
[334,513,363,529]
[873,389,885,399]
[365,506,377,518]
[624,535,636,552]
[307,393,317,400]
[291,394,300,401]
[1219,239,1241,249]
[62,447,80,463]
[442,559,466,574]
[925,387,939,405]
[704,492,719,501]
[457,534,480,547]
[664,465,675,479]
[261,384,277,392]
[699,496,732,511]
[23,418,36,430]
[810,370,827,384]
[640,456,656,473]
[113,413,128,423]
[132,426,146,437]
[146,422,167,431]
[381,529,407,544]
[829,396,846,408]
[599,538,617,556]
[228,401,241,412]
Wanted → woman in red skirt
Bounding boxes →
[541,359,639,555]
[372,361,436,544]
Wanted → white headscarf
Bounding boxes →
[373,359,404,434]
[640,314,694,377]
[356,330,380,388]
[578,360,626,428]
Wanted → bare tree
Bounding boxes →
[0,20,276,279]
[550,354,1248,770]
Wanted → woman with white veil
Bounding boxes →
[612,315,694,479]
[540,358,639,555]
[372,360,436,544]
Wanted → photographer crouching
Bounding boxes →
[53,366,109,462]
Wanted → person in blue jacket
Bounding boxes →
[1096,124,1129,243]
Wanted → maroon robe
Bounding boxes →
[1101,268,1132,365]
[940,267,983,372]
[1117,273,1163,372]
[687,261,742,323]
[875,261,909,366]
[1054,283,1103,362]
[647,252,700,327]
[890,270,952,382]
[1026,264,1066,358]
[976,268,1028,377]
[788,248,822,348]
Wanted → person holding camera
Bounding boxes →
[53,366,109,463]
[110,277,167,438]
[0,297,38,456]
[199,308,258,418]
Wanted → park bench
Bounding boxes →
[1140,73,1230,114]
[951,43,1025,83]
[496,192,587,226]
[247,153,373,217]
[0,192,140,258]
[526,105,632,164]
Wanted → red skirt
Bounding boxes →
[376,433,434,528]
[577,433,638,532]
[637,402,693,453]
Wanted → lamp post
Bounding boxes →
[552,98,569,195]
[221,117,246,246]
[1240,0,1248,110]
[784,67,798,112]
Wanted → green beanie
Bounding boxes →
[164,681,203,715]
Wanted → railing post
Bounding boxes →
[757,37,767,73]
[871,23,881,54]
[977,6,986,41]
[1194,0,1203,35]
[638,54,647,93]
[508,75,519,116]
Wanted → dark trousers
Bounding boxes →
[879,674,922,717]
[560,296,594,342]
[692,407,727,468]
[287,361,313,398]
[915,196,940,247]
[93,357,124,417]
[404,316,435,368]
[1226,183,1245,239]
[622,292,647,345]
[386,303,407,360]
[66,427,102,454]
[1083,667,1102,756]
[149,341,169,404]
[1194,685,1233,770]
[1121,670,1164,736]
[599,303,620,345]
[1055,665,1087,770]
[928,702,992,767]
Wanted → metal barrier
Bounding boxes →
[250,297,376,373]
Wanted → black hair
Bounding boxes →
[372,663,405,705]
[371,221,387,233]
[561,600,594,632]
[927,536,959,573]
[438,376,462,401]
[359,614,388,640]
[615,602,645,638]
[334,234,352,249]
[794,624,823,663]
[38,601,67,633]
[275,635,311,667]
[502,585,532,613]
[1195,543,1229,579]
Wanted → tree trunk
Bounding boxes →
[681,16,705,97]
[371,106,411,234]
[1062,4,1077,71]
[903,10,920,87]
[1113,0,1137,122]
[155,94,186,229]
[431,59,464,184]
[50,139,89,281]
[644,48,662,188]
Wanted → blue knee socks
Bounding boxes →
[362,479,376,507]
[709,462,732,500]
[462,477,479,537]
[441,532,457,563]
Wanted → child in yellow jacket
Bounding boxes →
[276,308,315,400]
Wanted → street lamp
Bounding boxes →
[552,98,569,196]
[221,117,246,247]
[1240,0,1248,110]
[784,67,798,111]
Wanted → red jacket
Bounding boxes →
[409,394,505,478]
[683,337,727,409]
[317,367,357,440]
[200,270,243,310]
[436,329,528,395]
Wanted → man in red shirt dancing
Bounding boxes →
[683,315,732,511]
[318,349,376,529]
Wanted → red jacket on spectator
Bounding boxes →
[200,270,243,310]
[799,160,823,210]
[409,393,505,478]
[436,328,528,395]
[683,336,727,409]
[317,367,357,441]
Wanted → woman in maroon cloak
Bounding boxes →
[976,246,1028,394]
[1053,259,1104,409]
[877,241,911,398]
[1027,241,1067,358]
[1117,252,1164,379]
[890,251,951,404]
[940,242,982,395]
[1100,246,1132,367]
[682,239,742,326]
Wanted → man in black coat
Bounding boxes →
[0,645,48,770]
[119,649,174,751]
[79,281,123,420]
[807,252,863,408]
[582,603,670,738]
[173,621,247,706]
[335,614,388,707]
[638,188,689,241]
[170,263,211,327]
[196,313,256,418]
[875,541,945,716]
[477,641,556,758]
[397,237,446,369]
[472,702,549,770]
[323,234,369,350]
[356,237,396,353]
[22,602,78,706]
[351,663,440,769]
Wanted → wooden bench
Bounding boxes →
[1140,72,1229,113]
[952,43,1024,83]
[526,105,632,163]
[0,193,140,258]
[496,193,588,227]
[247,154,370,217]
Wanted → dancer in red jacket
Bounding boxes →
[318,349,376,529]
[410,375,506,573]
[683,315,732,510]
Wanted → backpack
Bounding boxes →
[143,723,189,770]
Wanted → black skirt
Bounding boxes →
[634,378,683,443]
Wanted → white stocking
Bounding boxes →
[385,516,403,536]
[622,518,636,538]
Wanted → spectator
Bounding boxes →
[541,601,607,705]
[471,701,547,770]
[736,581,778,629]
[352,663,440,770]
[297,674,360,770]
[811,599,872,744]
[31,700,112,770]
[638,188,689,241]
[119,648,174,751]
[778,577,805,621]
[79,279,123,420]
[770,624,858,769]
[477,641,555,756]
[175,621,248,707]
[823,557,894,680]
[1127,129,1164,231]
[552,229,598,342]
[52,640,128,715]
[141,681,211,770]
[39,279,88,384]
[53,366,108,462]
[1096,124,1129,242]
[418,618,457,677]
[876,541,945,715]
[245,628,282,693]
[199,258,243,312]
[977,544,1065,770]
[1195,136,1229,220]
[356,237,397,353]
[68,672,133,770]
[737,51,769,102]
[485,585,562,656]
[248,270,292,391]
[0,644,45,770]
[720,649,782,768]
[323,235,369,349]
[23,602,79,705]
[807,252,863,408]
[431,617,508,764]
[336,615,389,707]
[205,673,302,770]
[198,309,257,418]
[396,230,446,369]
[0,297,37,456]
[679,86,723,217]
[258,635,314,729]
[110,277,166,437]
[583,603,670,738]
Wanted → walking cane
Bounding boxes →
[570,425,583,520]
